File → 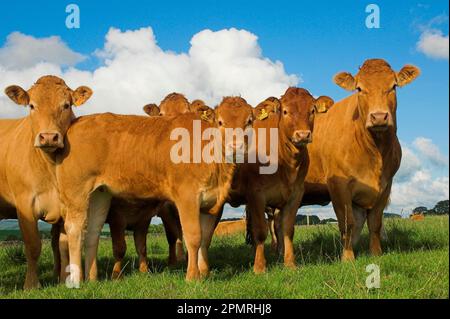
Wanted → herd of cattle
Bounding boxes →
[0,58,420,289]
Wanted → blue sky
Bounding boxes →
[0,0,448,218]
[1,0,448,152]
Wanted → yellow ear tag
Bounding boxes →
[200,110,209,121]
[257,108,269,120]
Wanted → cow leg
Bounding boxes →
[17,209,41,290]
[64,203,87,288]
[51,223,61,280]
[352,204,367,248]
[84,189,112,282]
[176,199,201,281]
[160,203,185,266]
[327,179,355,261]
[133,217,151,273]
[273,209,283,255]
[198,206,222,278]
[266,208,278,253]
[58,227,70,284]
[280,191,303,269]
[247,194,268,274]
[172,207,186,264]
[367,187,391,256]
[109,211,127,279]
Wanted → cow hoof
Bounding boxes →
[253,265,266,274]
[111,271,122,280]
[370,248,382,257]
[139,264,149,273]
[23,280,41,290]
[185,271,201,281]
[284,261,297,269]
[341,250,355,262]
[199,269,210,279]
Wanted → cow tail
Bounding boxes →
[245,206,254,246]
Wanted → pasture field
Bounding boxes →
[0,216,448,299]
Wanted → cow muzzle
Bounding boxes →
[226,140,246,153]
[34,131,64,152]
[291,130,312,146]
[368,112,390,131]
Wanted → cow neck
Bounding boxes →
[278,127,303,183]
[208,144,238,215]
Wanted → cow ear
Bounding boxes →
[5,85,29,106]
[333,72,356,91]
[143,104,160,116]
[200,109,215,122]
[314,96,334,113]
[72,86,93,106]
[397,65,420,87]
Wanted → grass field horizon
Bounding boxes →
[0,216,448,299]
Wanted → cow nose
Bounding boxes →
[36,132,63,149]
[292,130,312,144]
[370,112,389,127]
[227,140,245,151]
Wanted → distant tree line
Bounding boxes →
[413,200,449,216]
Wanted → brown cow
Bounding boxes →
[190,99,215,123]
[214,219,246,236]
[107,96,191,279]
[107,94,216,278]
[56,97,253,285]
[252,96,281,120]
[158,92,191,116]
[0,76,92,289]
[302,59,420,260]
[143,103,160,116]
[227,88,334,273]
[264,96,333,253]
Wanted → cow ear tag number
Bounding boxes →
[200,110,210,121]
[257,108,269,120]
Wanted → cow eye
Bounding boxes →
[218,120,223,126]
[283,110,288,115]
[63,103,71,110]
[29,104,35,110]
[356,87,362,92]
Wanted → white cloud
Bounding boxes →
[0,32,86,69]
[0,27,448,219]
[0,27,299,120]
[413,137,449,167]
[417,29,449,60]
[396,144,422,182]
[389,139,449,214]
[416,15,449,60]
[391,172,449,213]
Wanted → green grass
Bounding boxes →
[0,216,448,299]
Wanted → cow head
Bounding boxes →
[4,75,92,153]
[334,59,420,132]
[253,97,281,120]
[280,87,334,147]
[190,99,215,123]
[159,93,191,116]
[143,103,160,116]
[215,97,254,156]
